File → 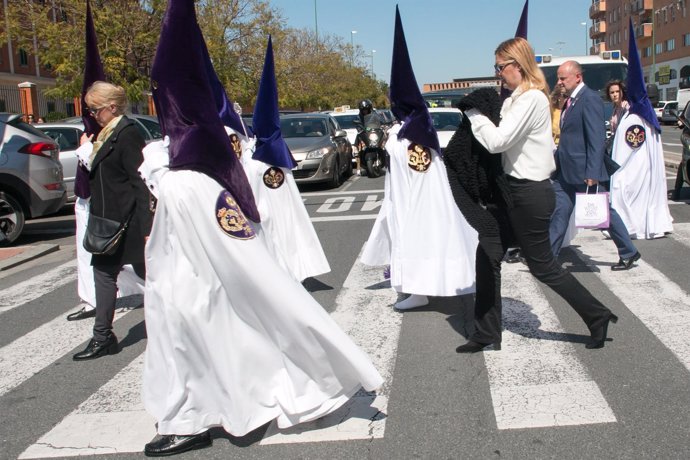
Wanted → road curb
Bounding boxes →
[0,244,60,271]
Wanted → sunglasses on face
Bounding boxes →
[494,61,515,73]
[88,106,108,115]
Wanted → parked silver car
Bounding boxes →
[281,113,352,187]
[0,113,66,245]
[36,114,162,202]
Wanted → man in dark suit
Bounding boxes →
[549,60,640,271]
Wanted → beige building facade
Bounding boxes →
[590,0,690,100]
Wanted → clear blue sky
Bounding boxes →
[268,0,594,87]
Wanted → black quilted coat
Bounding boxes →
[443,88,512,237]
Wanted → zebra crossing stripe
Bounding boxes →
[574,224,690,372]
[18,246,400,456]
[261,248,400,444]
[18,355,156,459]
[0,259,77,315]
[485,262,617,429]
[0,297,140,397]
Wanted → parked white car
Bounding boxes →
[36,115,162,203]
[428,107,462,152]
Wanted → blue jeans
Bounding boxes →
[549,179,637,259]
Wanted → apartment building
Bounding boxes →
[590,0,690,101]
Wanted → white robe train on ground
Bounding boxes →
[361,124,478,297]
[610,113,673,239]
[141,165,383,437]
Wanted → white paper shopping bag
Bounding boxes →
[575,186,610,229]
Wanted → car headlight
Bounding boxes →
[306,147,331,159]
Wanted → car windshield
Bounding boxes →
[332,114,358,129]
[430,112,461,131]
[655,102,667,108]
[7,118,53,138]
[281,118,328,138]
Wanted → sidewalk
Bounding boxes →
[0,244,60,271]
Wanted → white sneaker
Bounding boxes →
[394,294,429,311]
[601,230,611,239]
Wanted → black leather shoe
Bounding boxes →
[66,307,96,321]
[611,251,641,271]
[144,431,212,457]
[586,314,619,349]
[73,334,119,361]
[456,341,501,353]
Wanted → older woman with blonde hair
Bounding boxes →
[72,81,152,361]
[454,37,617,353]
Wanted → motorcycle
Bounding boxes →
[354,119,387,178]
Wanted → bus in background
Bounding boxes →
[537,50,628,136]
[422,87,479,108]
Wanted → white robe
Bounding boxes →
[361,124,478,297]
[141,165,383,437]
[610,113,673,239]
[233,129,330,282]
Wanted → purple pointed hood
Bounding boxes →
[76,0,105,199]
[199,32,251,137]
[150,0,259,222]
[514,0,529,39]
[389,6,440,153]
[252,36,297,169]
[502,0,528,100]
[626,18,661,133]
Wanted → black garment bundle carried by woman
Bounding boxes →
[443,87,512,237]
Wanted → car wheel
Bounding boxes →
[329,157,342,188]
[0,192,26,246]
[344,152,353,178]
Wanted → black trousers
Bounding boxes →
[471,178,612,344]
[93,263,145,342]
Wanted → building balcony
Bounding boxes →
[591,42,607,55]
[631,0,653,15]
[635,22,653,38]
[589,0,607,19]
[590,21,606,38]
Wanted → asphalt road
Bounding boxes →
[1,167,689,460]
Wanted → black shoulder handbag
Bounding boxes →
[83,166,133,255]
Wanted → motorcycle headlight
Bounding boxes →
[367,132,379,142]
[306,147,331,159]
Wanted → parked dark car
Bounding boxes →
[0,113,66,245]
[281,113,352,187]
[36,114,162,203]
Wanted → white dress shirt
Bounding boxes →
[466,86,556,181]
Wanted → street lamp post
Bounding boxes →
[350,30,357,66]
[314,0,318,48]
[556,41,565,56]
[581,21,588,55]
[370,49,376,78]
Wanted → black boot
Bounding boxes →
[586,314,619,349]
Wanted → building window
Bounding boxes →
[684,33,690,46]
[19,49,28,66]
[666,38,675,52]
[655,42,663,54]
